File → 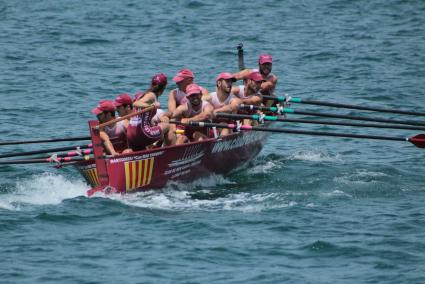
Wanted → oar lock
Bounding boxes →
[275,104,287,117]
[283,93,292,108]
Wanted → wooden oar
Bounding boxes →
[239,104,425,127]
[216,113,425,131]
[174,121,425,149]
[94,105,156,130]
[263,95,425,117]
[0,144,92,159]
[0,155,92,165]
[0,136,91,146]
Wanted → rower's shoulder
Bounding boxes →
[168,88,177,96]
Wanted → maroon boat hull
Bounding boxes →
[75,125,269,194]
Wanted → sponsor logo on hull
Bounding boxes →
[211,132,266,154]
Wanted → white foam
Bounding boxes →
[0,173,88,210]
[289,150,342,162]
[321,189,353,198]
[333,169,388,185]
[248,160,282,174]
[108,189,295,213]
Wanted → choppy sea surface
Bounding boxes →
[1,0,425,283]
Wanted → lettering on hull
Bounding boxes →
[211,132,266,154]
[110,151,164,164]
[168,144,205,168]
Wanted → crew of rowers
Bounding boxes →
[91,54,278,156]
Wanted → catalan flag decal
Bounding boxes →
[82,168,100,188]
[124,158,155,191]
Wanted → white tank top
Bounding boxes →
[104,120,126,139]
[174,88,188,106]
[183,101,211,118]
[151,109,165,125]
[236,85,262,100]
[209,92,237,109]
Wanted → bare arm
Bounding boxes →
[242,95,263,106]
[231,86,241,98]
[200,86,211,101]
[233,69,252,81]
[167,89,177,113]
[213,98,242,115]
[133,92,159,108]
[260,75,278,95]
[171,104,188,120]
[100,131,118,156]
[182,104,213,123]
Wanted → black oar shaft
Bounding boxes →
[216,113,425,131]
[294,110,425,126]
[299,99,425,116]
[0,159,50,165]
[0,156,90,165]
[254,127,405,142]
[0,136,91,146]
[240,105,425,127]
[0,144,92,159]
[237,43,245,70]
[263,95,425,117]
[181,121,407,142]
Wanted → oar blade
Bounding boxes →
[409,134,425,148]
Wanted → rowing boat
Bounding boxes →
[75,120,271,196]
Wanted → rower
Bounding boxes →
[172,83,214,144]
[234,54,278,106]
[167,69,208,113]
[114,93,133,118]
[127,73,171,151]
[114,93,133,129]
[91,100,131,156]
[232,71,265,125]
[207,72,242,136]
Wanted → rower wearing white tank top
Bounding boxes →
[207,72,242,136]
[172,83,214,144]
[231,71,265,125]
[91,100,132,156]
[233,54,278,106]
[167,69,209,113]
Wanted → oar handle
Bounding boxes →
[95,105,156,130]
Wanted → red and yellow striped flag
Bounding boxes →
[83,168,100,188]
[124,158,155,191]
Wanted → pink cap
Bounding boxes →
[247,71,265,82]
[172,69,194,83]
[114,93,133,107]
[185,83,202,96]
[133,92,145,102]
[152,73,168,86]
[216,72,236,82]
[91,100,116,115]
[259,54,273,64]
